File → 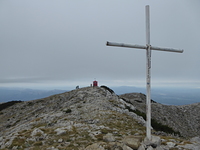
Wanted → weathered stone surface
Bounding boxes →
[85,142,106,150]
[54,128,66,135]
[57,138,63,143]
[123,135,143,149]
[143,136,161,148]
[178,143,200,150]
[146,146,153,150]
[166,141,176,148]
[121,144,133,150]
[103,133,115,142]
[190,136,200,144]
[151,136,161,147]
[138,144,146,150]
[31,128,44,136]
[46,147,59,150]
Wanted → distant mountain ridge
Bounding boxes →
[111,86,200,105]
[0,88,66,103]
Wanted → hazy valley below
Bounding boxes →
[111,86,200,105]
[0,88,66,103]
[0,86,199,105]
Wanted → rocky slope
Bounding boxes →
[0,86,199,150]
[120,93,200,138]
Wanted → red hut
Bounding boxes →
[93,80,98,87]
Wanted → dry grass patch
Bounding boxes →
[101,111,145,136]
[10,137,26,148]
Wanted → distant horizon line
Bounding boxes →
[0,84,199,91]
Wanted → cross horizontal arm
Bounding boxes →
[106,41,146,49]
[150,45,184,53]
[106,41,184,53]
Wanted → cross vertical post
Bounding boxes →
[145,5,151,140]
[106,5,183,141]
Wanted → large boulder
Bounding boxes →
[143,135,161,148]
[122,135,143,149]
[103,133,115,142]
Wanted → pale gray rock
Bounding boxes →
[85,142,106,150]
[103,133,115,142]
[31,128,44,136]
[12,146,18,149]
[121,144,133,150]
[46,146,59,150]
[65,142,70,146]
[143,136,161,148]
[147,146,154,150]
[166,142,176,148]
[122,135,143,149]
[57,138,63,143]
[138,144,146,150]
[139,136,161,150]
[190,136,200,144]
[54,128,66,135]
[178,144,200,150]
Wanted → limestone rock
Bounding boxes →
[103,133,115,142]
[54,128,66,135]
[177,143,200,150]
[146,146,153,150]
[143,136,161,148]
[166,142,176,148]
[57,138,63,143]
[190,136,200,144]
[122,135,143,149]
[31,128,44,136]
[85,142,106,150]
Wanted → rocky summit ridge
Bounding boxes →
[0,86,200,150]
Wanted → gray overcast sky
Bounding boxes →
[0,0,200,89]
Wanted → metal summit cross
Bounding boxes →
[106,5,183,140]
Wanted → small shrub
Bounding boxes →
[35,132,42,137]
[95,134,104,141]
[0,100,22,111]
[132,109,181,136]
[11,137,25,147]
[33,141,43,146]
[169,148,179,150]
[34,118,41,122]
[6,124,12,128]
[100,85,114,94]
[101,128,112,134]
[64,109,72,113]
[77,105,82,108]
[27,102,33,106]
[33,122,47,128]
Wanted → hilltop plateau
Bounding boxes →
[0,86,200,150]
